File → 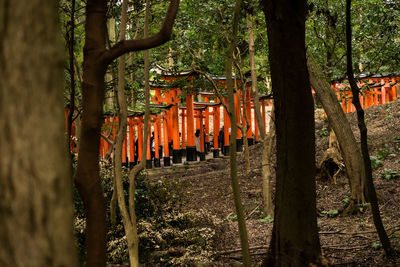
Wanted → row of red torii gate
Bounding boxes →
[66,70,400,169]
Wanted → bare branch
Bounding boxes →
[102,0,180,65]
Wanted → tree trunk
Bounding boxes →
[73,1,108,266]
[261,0,322,265]
[246,15,274,216]
[74,1,180,265]
[345,0,392,256]
[307,54,367,211]
[0,1,78,266]
[67,0,76,152]
[226,0,251,266]
[262,106,275,217]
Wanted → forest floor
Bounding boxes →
[144,98,400,266]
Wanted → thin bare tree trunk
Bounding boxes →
[0,1,78,266]
[247,16,274,216]
[226,0,251,266]
[345,0,392,255]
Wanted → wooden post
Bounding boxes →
[204,96,210,153]
[128,118,135,166]
[154,116,161,168]
[138,117,143,164]
[213,103,220,158]
[146,121,152,169]
[171,89,182,163]
[234,91,243,152]
[245,87,253,145]
[186,94,196,161]
[181,108,186,156]
[163,114,171,166]
[199,110,205,161]
[223,97,230,156]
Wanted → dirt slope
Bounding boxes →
[146,99,400,266]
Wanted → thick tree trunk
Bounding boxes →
[345,0,392,256]
[74,1,108,266]
[262,0,322,265]
[0,1,78,266]
[307,55,366,210]
[247,16,274,216]
[75,1,179,265]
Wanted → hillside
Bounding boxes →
[143,99,400,266]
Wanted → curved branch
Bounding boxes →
[102,0,180,65]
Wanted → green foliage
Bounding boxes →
[138,210,223,265]
[370,155,383,170]
[380,168,400,180]
[74,164,222,265]
[343,195,350,204]
[316,126,329,137]
[371,241,381,250]
[321,209,339,218]
[258,215,274,224]
[377,144,396,160]
[227,213,238,222]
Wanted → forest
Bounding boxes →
[1,0,400,266]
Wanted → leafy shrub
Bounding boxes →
[380,168,400,180]
[370,155,383,170]
[321,209,339,218]
[138,210,223,266]
[74,164,222,266]
[315,127,329,137]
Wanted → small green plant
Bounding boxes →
[371,241,381,250]
[343,196,350,204]
[227,213,237,222]
[377,145,395,160]
[380,168,400,180]
[370,156,383,170]
[316,127,329,137]
[259,215,274,224]
[356,203,368,212]
[321,209,339,218]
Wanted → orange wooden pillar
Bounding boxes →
[128,118,136,166]
[204,97,210,154]
[234,92,243,152]
[162,113,171,166]
[157,117,162,161]
[186,94,196,161]
[213,102,221,158]
[122,128,128,166]
[137,117,143,163]
[154,116,161,168]
[199,109,205,161]
[180,108,186,157]
[171,89,182,164]
[146,121,152,169]
[245,88,253,145]
[223,97,230,156]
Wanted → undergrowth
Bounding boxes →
[73,164,223,266]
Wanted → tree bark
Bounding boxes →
[345,0,392,256]
[247,15,274,216]
[74,1,180,265]
[261,0,321,265]
[0,1,78,266]
[226,0,251,266]
[67,0,76,152]
[307,54,366,210]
